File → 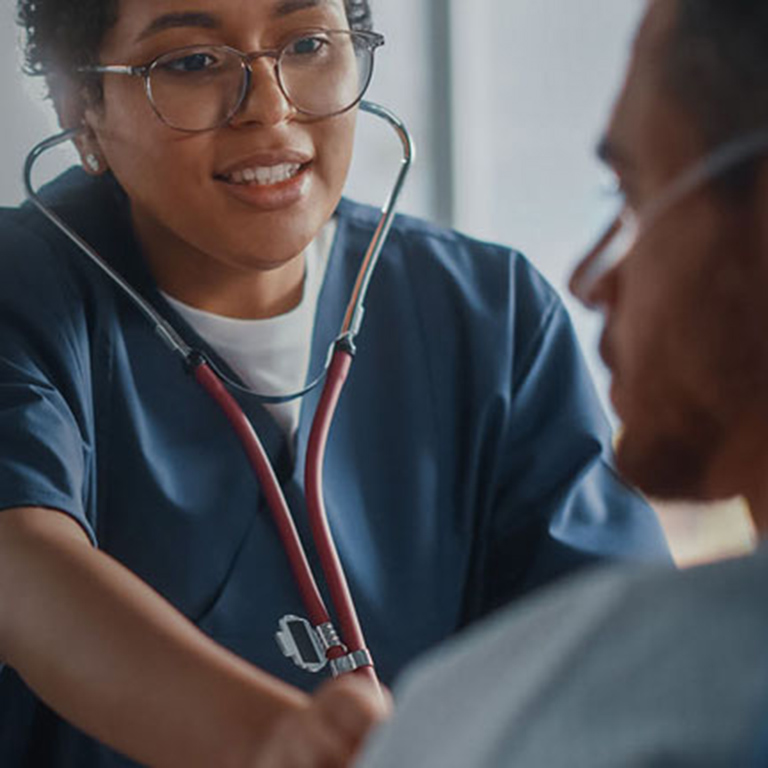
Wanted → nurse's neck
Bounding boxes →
[132,209,306,320]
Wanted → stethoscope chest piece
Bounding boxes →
[276,615,374,678]
[276,614,332,674]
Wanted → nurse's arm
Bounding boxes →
[0,506,377,768]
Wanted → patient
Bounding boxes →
[356,0,768,764]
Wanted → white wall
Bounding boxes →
[451,1,641,278]
[0,0,70,206]
[344,2,435,218]
[447,0,644,410]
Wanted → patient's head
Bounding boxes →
[570,0,768,524]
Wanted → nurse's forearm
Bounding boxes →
[0,506,307,768]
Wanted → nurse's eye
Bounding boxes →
[284,35,330,59]
[157,50,223,75]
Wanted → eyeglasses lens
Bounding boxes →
[149,49,247,132]
[147,32,374,132]
[574,209,638,300]
[609,209,639,267]
[279,32,370,117]
[597,209,638,273]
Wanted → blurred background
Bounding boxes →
[0,0,755,564]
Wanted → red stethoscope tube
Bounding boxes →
[192,343,378,689]
[304,344,378,687]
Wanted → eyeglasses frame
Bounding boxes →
[573,130,768,302]
[78,28,385,132]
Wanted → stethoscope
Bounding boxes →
[24,100,415,695]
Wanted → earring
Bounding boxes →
[85,153,102,173]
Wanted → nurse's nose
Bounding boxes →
[230,55,294,127]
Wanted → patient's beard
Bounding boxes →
[615,409,725,503]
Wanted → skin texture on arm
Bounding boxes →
[0,507,388,767]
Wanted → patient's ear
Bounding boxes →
[51,77,109,177]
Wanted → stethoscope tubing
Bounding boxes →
[191,356,331,622]
[23,101,415,693]
[23,129,194,361]
[342,102,414,337]
[303,344,364,654]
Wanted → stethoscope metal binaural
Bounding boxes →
[24,100,415,694]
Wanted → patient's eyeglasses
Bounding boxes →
[571,130,768,303]
[79,29,385,132]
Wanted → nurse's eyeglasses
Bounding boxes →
[78,29,385,132]
[571,129,768,304]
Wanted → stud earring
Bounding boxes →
[85,153,101,173]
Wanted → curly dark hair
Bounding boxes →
[17,0,373,81]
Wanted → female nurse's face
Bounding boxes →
[83,0,357,314]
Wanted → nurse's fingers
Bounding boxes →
[257,675,391,768]
[315,675,392,742]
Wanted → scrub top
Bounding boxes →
[0,169,668,766]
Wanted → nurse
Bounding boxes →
[0,0,668,766]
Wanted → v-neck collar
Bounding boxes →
[32,169,362,486]
[102,173,357,483]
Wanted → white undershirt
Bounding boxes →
[162,219,336,439]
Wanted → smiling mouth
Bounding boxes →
[217,162,310,186]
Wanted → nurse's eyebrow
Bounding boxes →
[273,0,326,18]
[136,12,221,42]
[136,2,328,42]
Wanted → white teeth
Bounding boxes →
[225,163,302,186]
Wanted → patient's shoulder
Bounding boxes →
[361,551,768,768]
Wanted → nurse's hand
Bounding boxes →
[258,675,391,767]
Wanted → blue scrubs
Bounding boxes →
[0,169,668,765]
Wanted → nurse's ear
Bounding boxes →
[51,74,109,177]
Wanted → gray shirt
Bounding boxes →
[359,545,768,767]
